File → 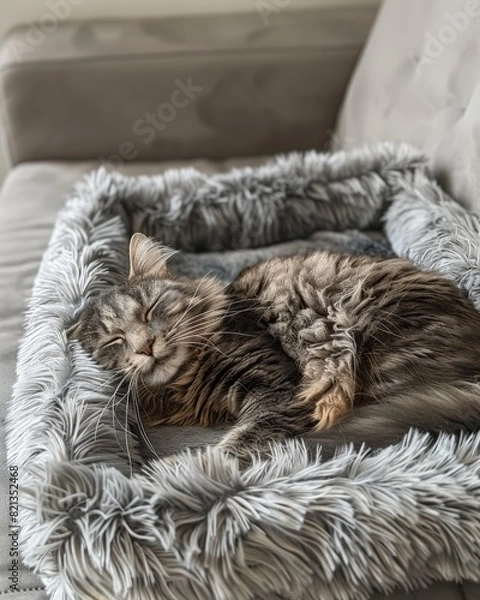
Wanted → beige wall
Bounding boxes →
[0,0,381,184]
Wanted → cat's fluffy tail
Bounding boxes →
[303,383,480,458]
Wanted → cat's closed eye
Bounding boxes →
[144,297,162,323]
[103,336,125,348]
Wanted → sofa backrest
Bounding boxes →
[0,8,376,167]
[336,0,480,212]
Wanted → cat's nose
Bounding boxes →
[137,338,154,356]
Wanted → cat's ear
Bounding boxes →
[129,233,174,279]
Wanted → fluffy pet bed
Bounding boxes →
[8,143,480,600]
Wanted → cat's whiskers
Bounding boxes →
[168,302,255,340]
[177,334,230,358]
[171,335,226,358]
[169,273,218,333]
[68,373,126,446]
[130,374,160,460]
[173,340,215,355]
[209,331,257,338]
[168,285,252,337]
[123,373,136,477]
[169,324,220,343]
[169,310,260,357]
[167,312,226,342]
[170,308,223,329]
[178,301,253,325]
[93,371,132,442]
[109,372,135,433]
[107,377,135,471]
[115,367,149,475]
[172,330,257,344]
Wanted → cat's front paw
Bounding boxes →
[215,440,257,466]
[216,424,287,465]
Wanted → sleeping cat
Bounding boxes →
[68,233,480,460]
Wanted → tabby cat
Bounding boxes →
[68,233,480,459]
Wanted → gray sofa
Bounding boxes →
[0,1,479,599]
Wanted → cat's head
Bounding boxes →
[68,233,226,386]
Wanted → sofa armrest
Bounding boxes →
[0,7,377,166]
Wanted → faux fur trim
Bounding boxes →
[9,143,480,600]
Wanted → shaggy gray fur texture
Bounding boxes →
[7,143,480,600]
